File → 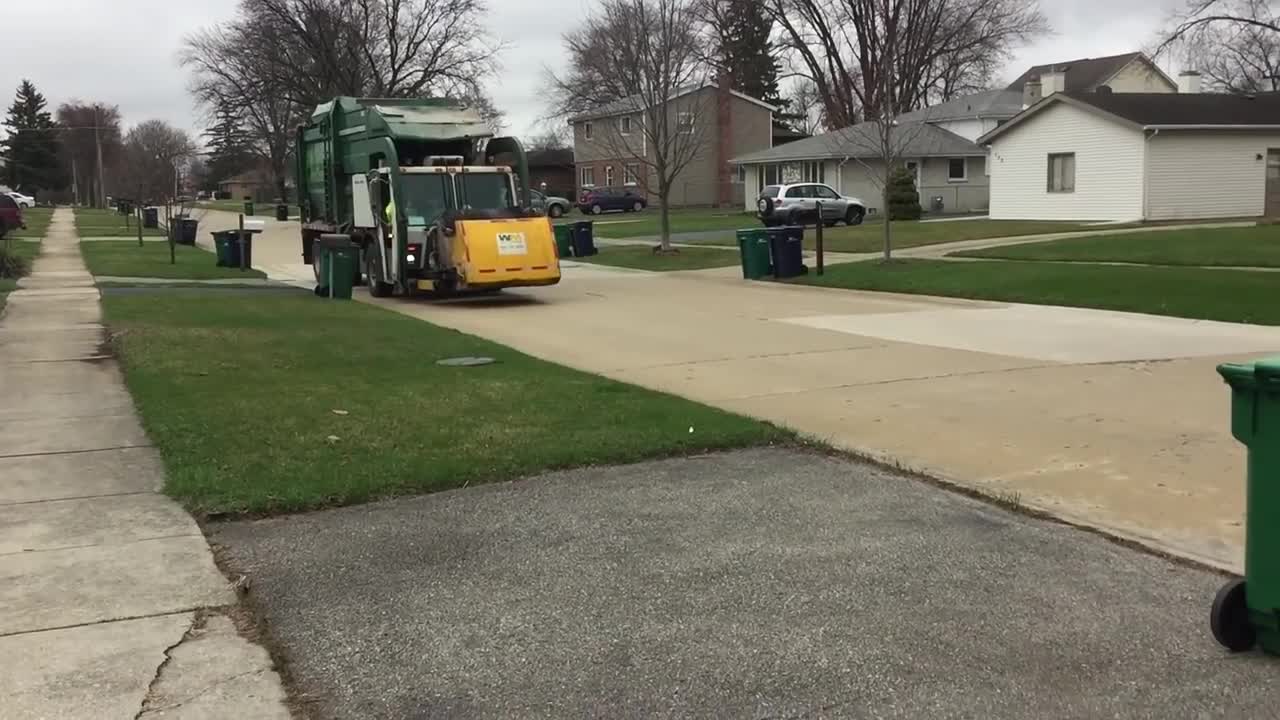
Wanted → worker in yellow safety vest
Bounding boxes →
[384,197,395,226]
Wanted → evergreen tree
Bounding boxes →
[886,167,922,221]
[712,0,783,108]
[202,102,252,184]
[1,80,62,192]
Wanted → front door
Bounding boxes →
[1266,149,1280,217]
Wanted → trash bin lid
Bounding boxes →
[1218,356,1280,389]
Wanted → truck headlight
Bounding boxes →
[407,254,417,264]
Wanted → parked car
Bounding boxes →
[757,183,865,227]
[0,193,25,239]
[578,187,647,215]
[531,189,572,218]
[5,191,35,208]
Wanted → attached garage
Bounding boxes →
[980,91,1280,222]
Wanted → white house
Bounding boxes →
[980,82,1280,222]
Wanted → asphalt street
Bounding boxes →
[213,449,1280,719]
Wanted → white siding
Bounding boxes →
[933,118,985,142]
[988,103,1146,221]
[1105,59,1176,93]
[741,165,759,212]
[1145,131,1280,220]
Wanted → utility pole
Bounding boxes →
[94,108,106,209]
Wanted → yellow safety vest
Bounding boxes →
[384,199,395,225]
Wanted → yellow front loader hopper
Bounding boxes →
[450,216,562,291]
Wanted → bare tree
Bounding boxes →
[118,120,196,248]
[542,3,650,118]
[784,79,827,134]
[1158,0,1280,92]
[555,0,711,252]
[55,102,122,207]
[765,0,1047,127]
[526,128,570,151]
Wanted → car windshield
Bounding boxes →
[399,174,452,226]
[458,173,514,210]
[760,186,781,198]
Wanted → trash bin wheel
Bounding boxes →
[1210,578,1256,652]
[366,252,394,298]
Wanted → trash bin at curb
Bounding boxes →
[143,207,158,229]
[177,218,199,245]
[768,226,806,279]
[553,224,574,259]
[212,231,239,267]
[571,221,596,257]
[1211,357,1280,655]
[276,204,289,221]
[736,228,772,280]
[243,200,255,216]
[313,235,359,299]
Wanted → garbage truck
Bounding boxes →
[296,97,561,296]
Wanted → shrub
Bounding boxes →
[886,167,922,221]
[0,246,31,279]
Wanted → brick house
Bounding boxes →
[569,78,775,207]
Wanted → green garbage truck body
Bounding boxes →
[296,97,559,295]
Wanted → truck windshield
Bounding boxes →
[399,174,451,226]
[457,174,514,210]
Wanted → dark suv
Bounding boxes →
[0,194,24,239]
[577,187,647,215]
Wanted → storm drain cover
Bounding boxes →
[436,356,497,367]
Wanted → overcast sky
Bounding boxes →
[4,0,1180,144]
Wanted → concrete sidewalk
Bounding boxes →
[0,209,290,718]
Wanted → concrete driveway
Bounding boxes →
[213,449,1280,719]
[217,211,1280,572]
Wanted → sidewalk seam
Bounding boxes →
[0,443,153,460]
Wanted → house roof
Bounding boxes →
[897,89,1024,122]
[730,119,984,165]
[526,148,574,168]
[569,82,776,123]
[978,91,1280,144]
[1005,52,1151,92]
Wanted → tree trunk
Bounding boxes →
[882,171,892,262]
[658,179,672,252]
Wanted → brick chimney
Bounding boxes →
[716,70,733,208]
[1022,78,1042,109]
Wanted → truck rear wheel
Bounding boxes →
[366,252,394,298]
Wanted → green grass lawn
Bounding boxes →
[798,219,1085,253]
[102,292,787,515]
[952,225,1279,267]
[574,245,742,271]
[577,208,759,238]
[794,258,1280,325]
[81,240,267,280]
[74,207,165,237]
[10,207,53,239]
[0,239,40,310]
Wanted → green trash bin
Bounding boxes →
[212,231,238,267]
[553,224,574,259]
[314,235,359,300]
[736,228,772,280]
[1212,357,1280,655]
[243,200,255,217]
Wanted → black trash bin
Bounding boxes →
[768,226,806,278]
[275,204,289,221]
[177,218,199,245]
[571,221,597,257]
[233,231,253,267]
[142,207,158,229]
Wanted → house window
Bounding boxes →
[605,165,615,186]
[802,161,825,183]
[624,163,640,186]
[947,158,967,182]
[1047,153,1075,193]
[734,165,746,184]
[583,122,593,140]
[678,112,695,134]
[621,116,633,135]
[580,166,595,187]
